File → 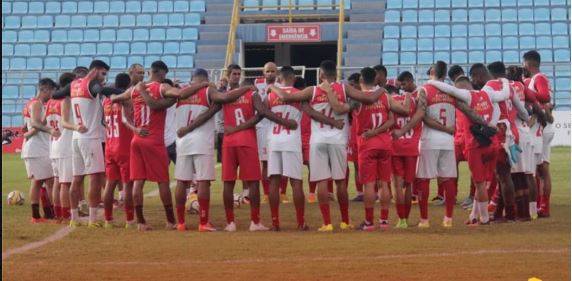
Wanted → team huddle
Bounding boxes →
[20,50,554,232]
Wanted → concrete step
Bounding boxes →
[350,13,384,22]
[206,3,234,12]
[197,44,227,54]
[351,1,386,10]
[343,56,381,67]
[199,31,229,40]
[205,14,232,24]
[345,44,382,55]
[194,59,226,69]
[347,29,383,40]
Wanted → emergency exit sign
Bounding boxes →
[267,24,321,42]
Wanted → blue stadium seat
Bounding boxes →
[535,23,551,35]
[383,39,399,51]
[2,2,11,14]
[164,42,180,54]
[182,28,198,40]
[180,42,196,53]
[178,55,194,68]
[418,38,433,51]
[419,0,435,8]
[142,1,158,12]
[534,0,550,5]
[174,0,189,12]
[486,37,501,49]
[65,43,81,55]
[134,28,150,41]
[451,37,468,50]
[22,16,37,28]
[435,0,450,7]
[114,42,130,55]
[94,1,110,13]
[501,9,517,21]
[502,23,518,35]
[137,14,152,27]
[12,2,28,14]
[62,1,78,13]
[418,10,434,22]
[384,26,399,38]
[57,54,73,68]
[468,50,484,63]
[520,36,535,49]
[401,26,417,38]
[154,14,169,26]
[87,15,103,27]
[486,9,501,21]
[103,15,119,27]
[48,44,64,56]
[67,29,83,42]
[535,8,550,21]
[150,29,166,40]
[536,36,552,48]
[78,1,94,13]
[51,30,67,42]
[18,30,34,43]
[452,0,467,7]
[2,44,13,56]
[434,38,450,50]
[37,16,53,28]
[469,9,484,21]
[452,24,467,36]
[556,78,571,91]
[551,8,567,21]
[519,23,535,35]
[44,57,60,69]
[120,15,136,27]
[485,0,500,6]
[93,56,110,65]
[418,25,434,37]
[401,38,417,51]
[261,0,279,10]
[185,14,201,25]
[131,42,147,54]
[385,10,400,23]
[128,55,144,67]
[4,16,20,29]
[2,116,11,127]
[27,58,43,70]
[98,43,113,55]
[190,1,206,12]
[158,1,173,12]
[101,29,116,41]
[77,57,92,67]
[469,37,484,49]
[84,29,100,41]
[485,23,501,36]
[403,0,417,8]
[553,36,569,48]
[502,36,518,49]
[3,86,19,98]
[110,1,125,13]
[144,55,160,67]
[519,8,534,21]
[418,52,433,64]
[554,49,570,62]
[117,29,133,41]
[12,116,24,127]
[55,15,70,27]
[434,51,450,62]
[3,31,17,43]
[386,0,401,9]
[538,49,552,61]
[469,0,483,7]
[298,0,315,10]
[126,1,141,12]
[503,50,519,63]
[452,9,468,22]
[435,25,450,37]
[81,43,97,55]
[552,22,568,35]
[166,28,182,40]
[14,44,30,56]
[551,0,566,5]
[71,15,86,27]
[46,2,60,13]
[468,24,484,36]
[35,30,50,43]
[169,14,185,26]
[434,10,450,22]
[402,10,418,22]
[400,52,416,64]
[147,42,163,54]
[161,55,177,67]
[111,56,127,69]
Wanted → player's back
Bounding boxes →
[70,78,103,140]
[267,86,302,151]
[392,94,421,155]
[21,97,50,158]
[355,90,392,151]
[103,97,133,156]
[527,73,552,104]
[131,81,166,145]
[223,89,257,148]
[420,83,456,150]
[486,79,519,143]
[175,86,215,154]
[510,80,529,133]
[310,82,349,144]
[464,90,494,149]
[46,99,72,159]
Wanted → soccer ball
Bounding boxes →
[233,193,242,208]
[185,192,199,214]
[7,191,24,206]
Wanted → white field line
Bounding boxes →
[2,227,73,261]
[144,163,221,198]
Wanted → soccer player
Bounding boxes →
[347,72,364,202]
[426,76,511,225]
[522,50,554,218]
[111,61,179,231]
[46,73,76,222]
[173,68,254,232]
[22,78,59,223]
[101,73,135,228]
[265,66,310,231]
[373,64,388,88]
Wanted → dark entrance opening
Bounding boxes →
[290,43,336,86]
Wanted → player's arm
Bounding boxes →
[252,93,297,129]
[301,102,344,129]
[225,113,263,134]
[210,85,255,104]
[178,103,222,138]
[52,84,71,99]
[363,111,395,139]
[121,101,148,137]
[482,78,510,103]
[423,115,455,135]
[392,89,426,138]
[178,82,211,99]
[388,93,412,115]
[512,92,529,121]
[426,80,471,103]
[534,75,551,104]
[110,87,134,104]
[138,82,176,110]
[23,126,37,140]
[270,85,313,102]
[344,84,385,105]
[457,101,492,128]
[320,82,350,114]
[30,101,60,138]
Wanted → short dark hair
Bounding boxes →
[89,60,110,71]
[433,60,447,79]
[469,63,487,77]
[279,66,295,79]
[320,60,337,78]
[39,78,57,89]
[72,66,88,76]
[383,84,399,94]
[455,76,472,85]
[115,73,131,90]
[347,73,360,83]
[397,71,414,82]
[227,64,242,72]
[58,72,76,88]
[293,77,306,90]
[373,64,387,77]
[360,67,376,85]
[448,65,464,81]
[506,66,524,83]
[163,78,174,87]
[487,61,506,78]
[523,50,541,66]
[151,60,169,74]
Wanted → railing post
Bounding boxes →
[225,0,240,71]
[336,0,345,80]
[288,0,292,23]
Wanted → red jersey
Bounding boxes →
[485,79,519,144]
[525,73,551,104]
[223,89,257,148]
[301,112,311,145]
[454,109,468,146]
[355,91,392,152]
[103,97,133,157]
[131,81,166,145]
[464,90,495,149]
[392,94,421,156]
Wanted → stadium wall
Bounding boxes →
[552,111,571,146]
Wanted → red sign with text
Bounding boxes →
[267,24,321,42]
[2,127,24,153]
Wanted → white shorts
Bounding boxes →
[72,139,105,176]
[175,154,215,181]
[416,149,457,179]
[256,126,269,161]
[534,153,544,166]
[24,156,53,180]
[542,129,554,163]
[268,150,303,180]
[309,142,347,181]
[57,157,73,183]
[512,140,535,174]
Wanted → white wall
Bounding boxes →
[551,111,571,146]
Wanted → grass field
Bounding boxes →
[2,147,571,280]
